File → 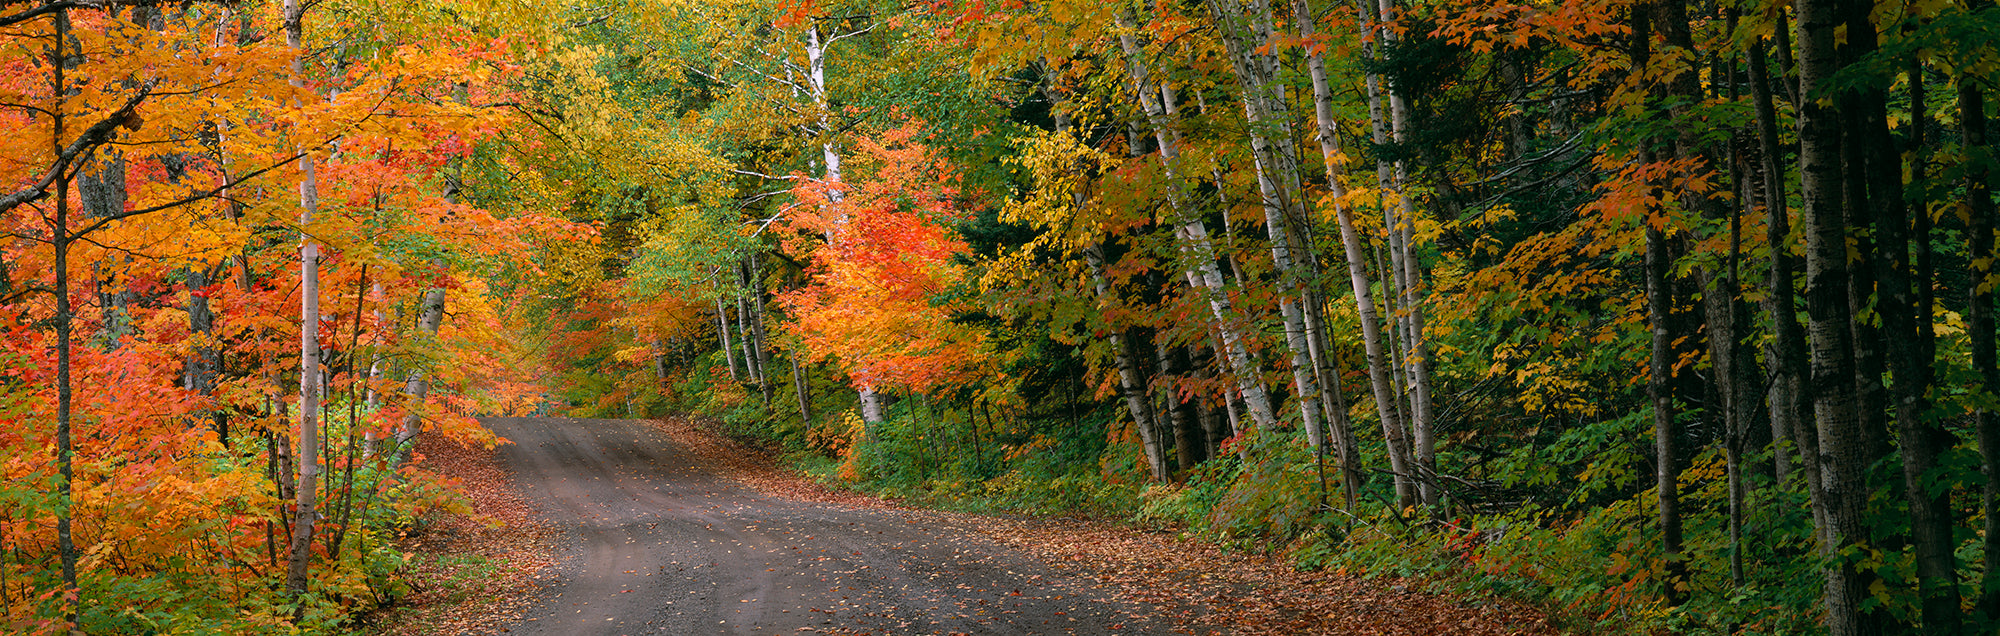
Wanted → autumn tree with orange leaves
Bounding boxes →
[0,0,574,630]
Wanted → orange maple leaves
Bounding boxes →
[781,123,987,394]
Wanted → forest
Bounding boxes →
[1,0,1996,633]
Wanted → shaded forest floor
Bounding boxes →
[374,416,1558,635]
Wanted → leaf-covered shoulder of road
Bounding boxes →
[363,436,560,635]
[652,415,1556,636]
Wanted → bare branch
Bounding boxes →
[821,22,878,47]
[67,146,310,240]
[729,168,802,181]
[0,81,156,216]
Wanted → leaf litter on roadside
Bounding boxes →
[364,435,560,636]
[651,415,1556,635]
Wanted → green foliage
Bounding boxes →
[1133,455,1239,530]
[1193,429,1341,550]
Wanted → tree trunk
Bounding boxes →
[1832,1,1886,462]
[651,337,668,387]
[1841,125,1891,460]
[283,0,320,596]
[186,265,222,442]
[1700,264,1747,586]
[1797,0,1874,631]
[1113,8,1280,433]
[1373,0,1439,506]
[1357,0,1427,507]
[48,8,80,612]
[790,350,813,426]
[1645,222,1685,606]
[1204,0,1328,453]
[1297,0,1381,509]
[1859,50,1957,635]
[1960,78,2000,620]
[799,22,881,424]
[737,294,761,383]
[79,148,132,349]
[717,295,740,381]
[1044,76,1170,480]
[1653,0,1757,594]
[746,252,776,407]
[1192,346,1229,462]
[1168,346,1206,475]
[1748,40,1802,484]
[363,282,384,458]
[393,288,446,468]
[1091,246,1169,480]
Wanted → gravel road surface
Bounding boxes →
[490,417,1169,636]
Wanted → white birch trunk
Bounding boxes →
[1113,9,1280,433]
[1047,79,1172,480]
[363,282,385,459]
[283,0,319,594]
[717,295,740,381]
[1353,0,1424,507]
[801,22,883,423]
[1203,0,1330,451]
[1370,0,1439,506]
[737,294,761,382]
[393,288,446,467]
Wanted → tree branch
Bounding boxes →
[0,81,155,216]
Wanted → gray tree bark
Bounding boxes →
[1747,39,1802,484]
[1296,0,1381,508]
[1960,78,2000,620]
[392,288,446,469]
[1796,0,1874,631]
[1203,0,1329,453]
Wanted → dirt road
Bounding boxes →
[490,417,1169,636]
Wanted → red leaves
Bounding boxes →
[780,123,989,395]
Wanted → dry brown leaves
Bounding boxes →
[649,415,895,510]
[654,415,1557,636]
[363,436,559,636]
[973,517,1556,636]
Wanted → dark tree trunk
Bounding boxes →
[1861,54,1958,634]
[1655,0,1759,592]
[1796,0,1875,632]
[1748,39,1801,483]
[48,9,79,611]
[1961,79,2000,620]
[1164,345,1203,477]
[1646,221,1685,607]
[1630,2,1686,606]
[185,266,224,444]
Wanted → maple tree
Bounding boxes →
[780,123,988,397]
[0,0,572,630]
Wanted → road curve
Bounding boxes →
[488,417,1170,636]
